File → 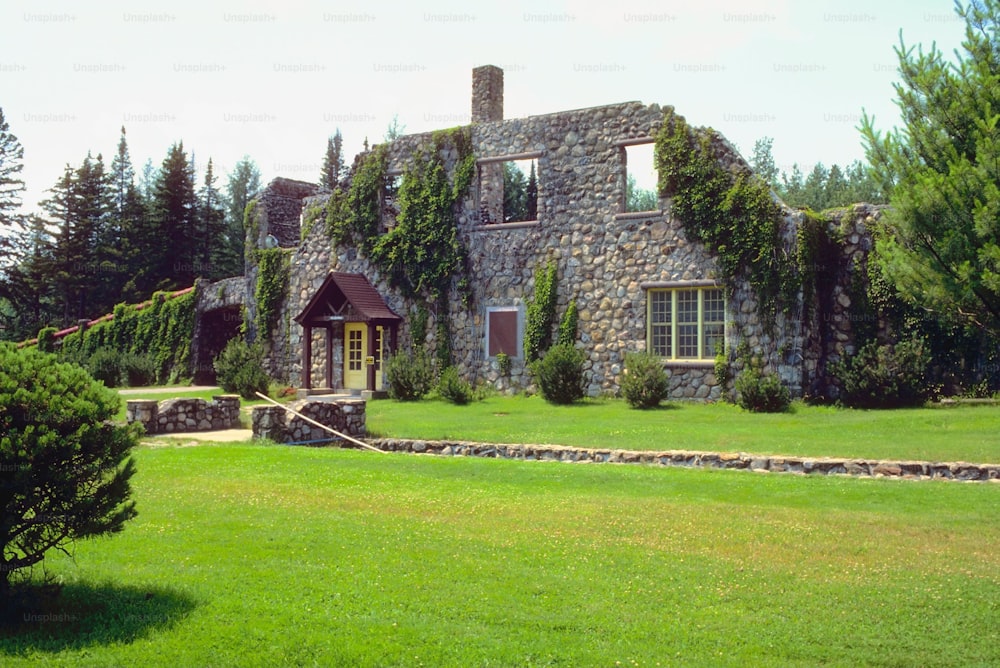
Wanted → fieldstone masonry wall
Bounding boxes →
[369,438,1000,483]
[231,66,889,401]
[251,399,366,444]
[126,396,241,434]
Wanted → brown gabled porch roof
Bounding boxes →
[294,272,402,327]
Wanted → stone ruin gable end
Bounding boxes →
[238,66,881,400]
[441,100,806,399]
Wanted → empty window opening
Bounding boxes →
[478,156,540,224]
[624,142,659,213]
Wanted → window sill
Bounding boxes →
[473,220,540,231]
[614,210,664,221]
[662,360,715,369]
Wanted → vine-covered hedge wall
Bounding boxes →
[59,290,197,384]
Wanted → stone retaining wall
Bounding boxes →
[251,399,366,444]
[126,395,241,434]
[367,438,1000,483]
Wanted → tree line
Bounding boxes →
[0,116,260,341]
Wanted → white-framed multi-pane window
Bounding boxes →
[647,287,725,360]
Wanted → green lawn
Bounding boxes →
[368,395,1000,464]
[1,442,998,666]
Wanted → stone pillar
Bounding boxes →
[212,395,241,429]
[472,65,503,123]
[126,400,159,435]
[251,405,287,442]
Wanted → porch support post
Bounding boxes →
[325,325,334,389]
[302,324,312,390]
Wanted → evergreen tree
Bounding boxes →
[320,129,344,191]
[219,156,261,277]
[0,107,25,240]
[749,137,779,189]
[502,162,528,222]
[526,160,538,220]
[149,142,198,288]
[199,158,227,280]
[861,0,1000,335]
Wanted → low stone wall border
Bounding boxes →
[366,438,1000,483]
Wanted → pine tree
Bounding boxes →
[862,0,1000,334]
[749,137,779,189]
[320,129,344,190]
[150,142,198,288]
[0,107,25,248]
[199,158,227,280]
[218,156,261,277]
[526,160,538,220]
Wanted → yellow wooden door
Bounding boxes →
[344,324,384,390]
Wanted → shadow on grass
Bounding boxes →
[0,581,197,655]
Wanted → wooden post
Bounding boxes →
[325,325,334,389]
[302,324,312,390]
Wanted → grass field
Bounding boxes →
[368,395,1000,464]
[1,442,998,666]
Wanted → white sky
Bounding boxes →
[1,0,968,213]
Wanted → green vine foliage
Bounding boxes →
[328,145,387,254]
[655,109,797,319]
[370,128,474,303]
[59,290,196,384]
[524,261,559,362]
[255,248,290,341]
[557,299,578,346]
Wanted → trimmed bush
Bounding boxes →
[386,349,435,401]
[438,366,474,405]
[36,327,57,353]
[830,336,931,408]
[122,352,158,387]
[213,338,271,400]
[735,364,790,413]
[622,352,670,408]
[532,343,586,405]
[88,347,124,388]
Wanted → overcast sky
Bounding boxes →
[1,0,969,213]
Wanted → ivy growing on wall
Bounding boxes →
[327,144,387,254]
[371,127,475,303]
[655,109,798,320]
[524,260,559,362]
[254,248,290,341]
[59,290,196,384]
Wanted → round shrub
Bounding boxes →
[386,349,435,401]
[438,366,474,405]
[213,338,271,400]
[122,352,158,387]
[0,344,140,596]
[88,347,124,388]
[532,343,586,405]
[830,336,931,408]
[622,352,670,408]
[735,365,790,413]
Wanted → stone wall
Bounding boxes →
[251,399,366,444]
[126,395,241,434]
[369,438,1000,483]
[243,68,884,401]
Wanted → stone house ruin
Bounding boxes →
[194,65,877,400]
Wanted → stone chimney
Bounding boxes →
[471,65,503,123]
